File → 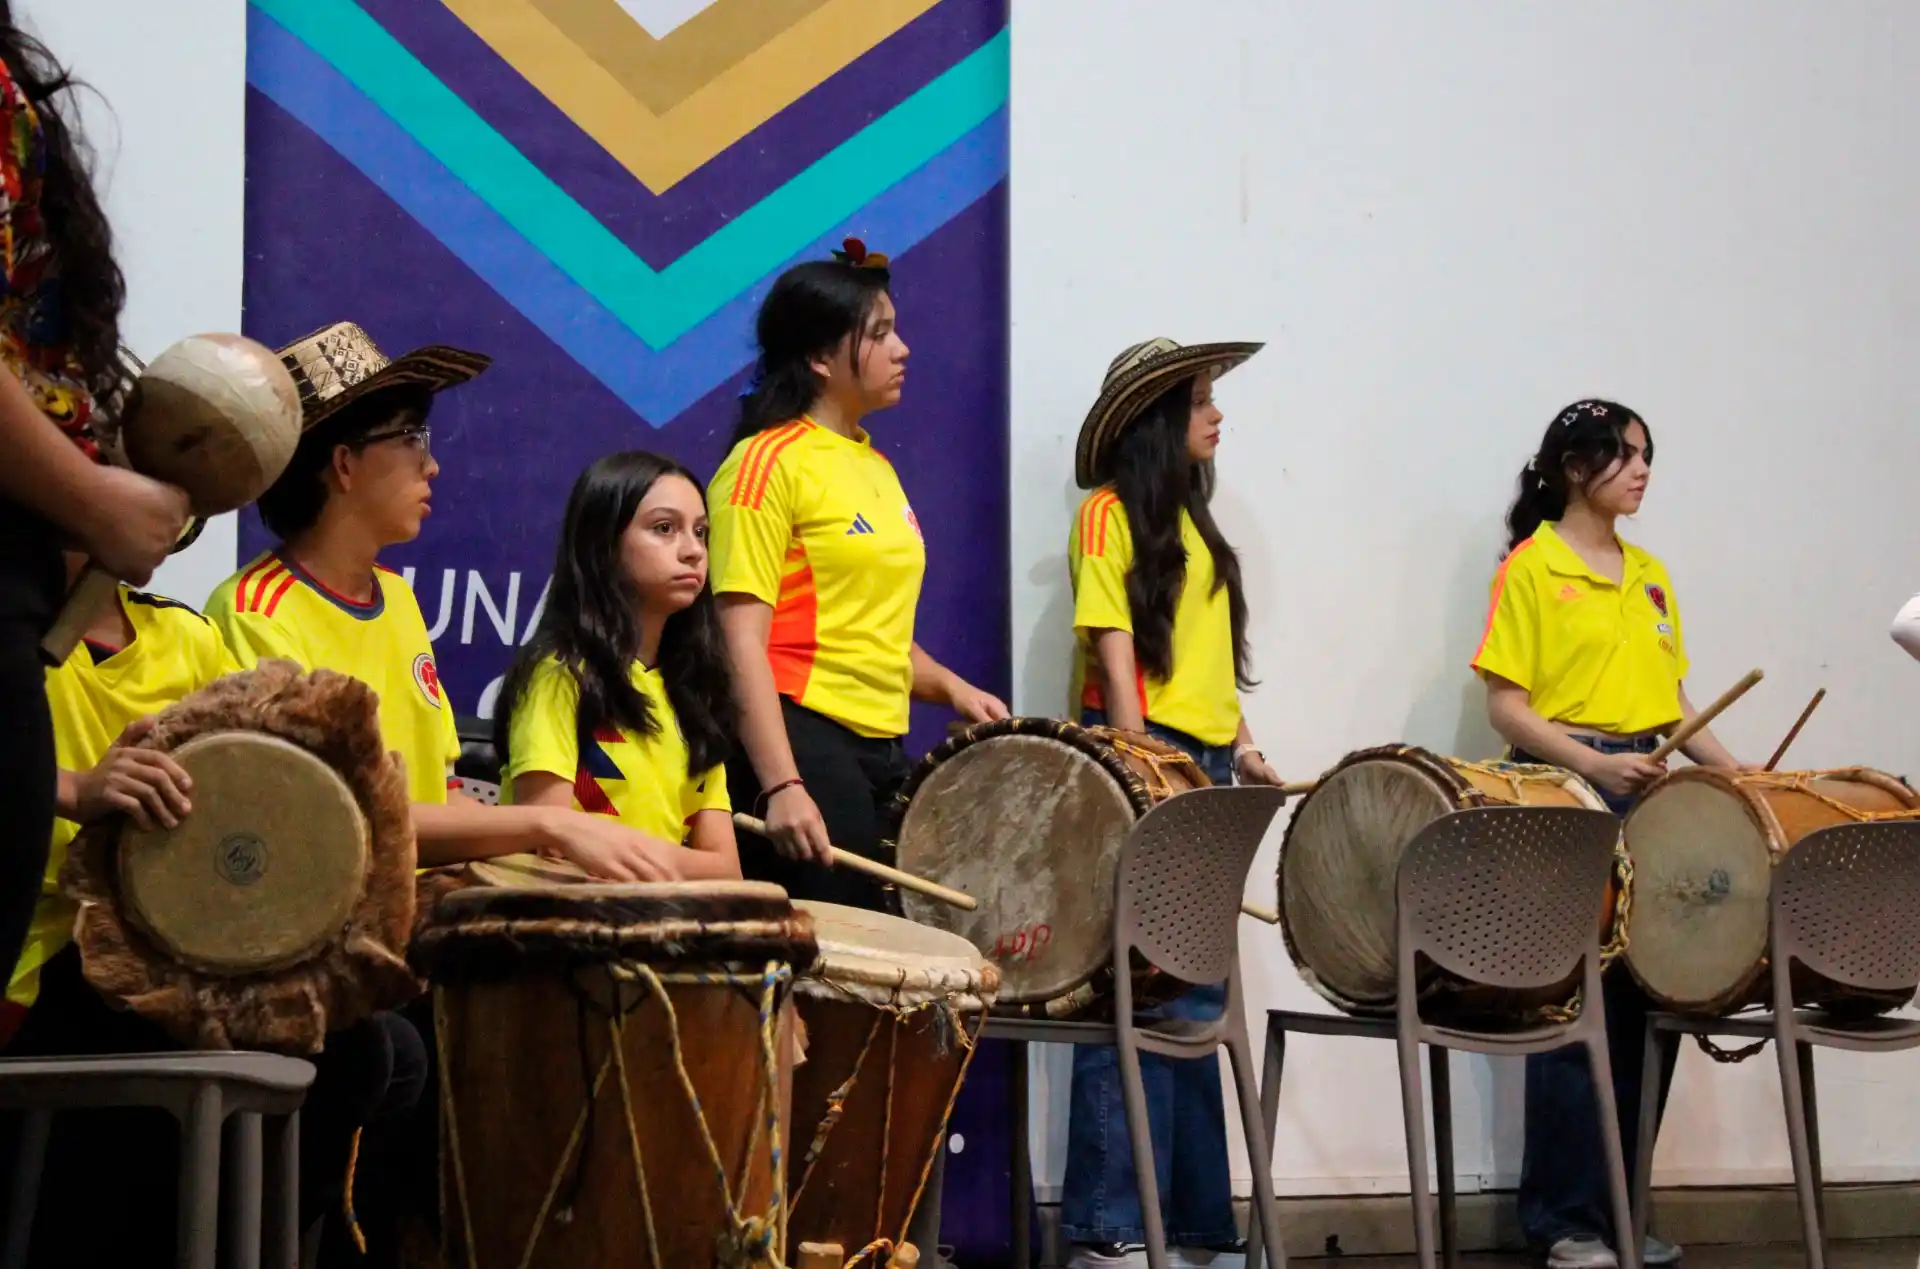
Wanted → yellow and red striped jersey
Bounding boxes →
[707,417,926,738]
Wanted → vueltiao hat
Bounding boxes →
[275,322,491,430]
[1074,337,1262,488]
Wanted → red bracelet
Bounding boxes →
[755,778,805,815]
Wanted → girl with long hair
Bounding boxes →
[0,7,189,983]
[496,451,741,879]
[1060,337,1281,1269]
[1474,398,1741,1269]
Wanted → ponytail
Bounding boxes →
[729,260,891,449]
[1503,398,1651,554]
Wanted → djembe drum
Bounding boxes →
[889,717,1206,1019]
[787,901,998,1265]
[413,880,818,1269]
[1623,766,1920,1014]
[61,660,418,1053]
[1278,744,1625,1019]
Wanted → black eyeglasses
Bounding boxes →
[357,424,433,456]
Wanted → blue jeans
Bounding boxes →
[1060,713,1239,1247]
[1513,735,1674,1248]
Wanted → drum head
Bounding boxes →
[1280,756,1456,1009]
[895,733,1135,1004]
[118,731,369,976]
[1624,774,1775,1010]
[795,900,995,1008]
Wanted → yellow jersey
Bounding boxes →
[1069,488,1241,747]
[1472,522,1689,736]
[207,553,459,805]
[6,588,241,1018]
[502,656,730,844]
[708,417,926,738]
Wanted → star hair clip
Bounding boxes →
[832,237,890,269]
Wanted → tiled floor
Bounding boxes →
[1289,1241,1920,1267]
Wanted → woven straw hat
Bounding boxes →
[1074,337,1262,488]
[276,322,490,429]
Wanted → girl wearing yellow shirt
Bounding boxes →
[1474,399,1741,1269]
[496,452,741,880]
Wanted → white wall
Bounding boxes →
[22,0,246,607]
[1011,0,1920,1195]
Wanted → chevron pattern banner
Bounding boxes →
[241,0,1011,750]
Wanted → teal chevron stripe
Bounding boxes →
[249,0,1010,350]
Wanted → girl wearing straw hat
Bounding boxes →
[1062,337,1282,1269]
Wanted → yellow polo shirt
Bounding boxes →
[502,656,730,844]
[208,553,460,805]
[7,589,241,1019]
[1472,522,1688,736]
[708,417,926,738]
[1069,487,1241,747]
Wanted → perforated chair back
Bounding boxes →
[452,778,501,806]
[1115,785,1286,986]
[1398,806,1619,991]
[1773,821,1920,995]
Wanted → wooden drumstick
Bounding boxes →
[1241,901,1280,924]
[1646,668,1764,765]
[731,813,978,912]
[1764,688,1826,772]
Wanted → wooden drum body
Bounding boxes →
[413,882,817,1269]
[1279,744,1621,1017]
[1623,766,1920,1015]
[788,901,998,1263]
[889,717,1205,1019]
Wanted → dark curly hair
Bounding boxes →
[1504,398,1653,553]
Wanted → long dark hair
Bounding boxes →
[1504,399,1652,553]
[730,260,891,447]
[495,452,735,776]
[1107,377,1255,688]
[0,9,127,408]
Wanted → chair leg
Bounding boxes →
[1225,1025,1287,1269]
[1798,1042,1826,1242]
[1114,1027,1170,1269]
[1009,1040,1031,1269]
[263,1113,300,1269]
[1631,1022,1668,1258]
[1395,1031,1436,1269]
[179,1082,225,1269]
[1775,1029,1825,1269]
[1582,1037,1639,1269]
[2,1108,51,1269]
[225,1112,263,1269]
[1428,1046,1457,1269]
[1247,1023,1287,1269]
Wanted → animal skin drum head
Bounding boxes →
[122,333,304,515]
[794,899,997,1009]
[894,733,1135,1004]
[118,731,370,975]
[1281,759,1456,1008]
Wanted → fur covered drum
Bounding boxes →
[62,661,419,1053]
[889,717,1204,1019]
[787,900,998,1262]
[1623,766,1920,1014]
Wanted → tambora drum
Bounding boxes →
[62,660,417,1053]
[413,881,818,1269]
[1624,766,1920,1015]
[1279,744,1624,1018]
[889,718,1205,1019]
[787,901,998,1264]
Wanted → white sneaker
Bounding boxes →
[1546,1235,1619,1269]
[1171,1242,1247,1269]
[1068,1244,1147,1269]
[1643,1234,1683,1265]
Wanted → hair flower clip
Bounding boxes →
[832,237,890,269]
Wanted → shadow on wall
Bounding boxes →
[1020,477,1085,721]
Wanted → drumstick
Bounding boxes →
[1764,688,1826,772]
[1241,901,1280,924]
[731,813,978,911]
[1646,668,1764,765]
[41,515,206,664]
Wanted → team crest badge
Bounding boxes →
[413,652,443,709]
[1644,583,1669,617]
[903,504,924,544]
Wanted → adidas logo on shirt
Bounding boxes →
[846,513,876,536]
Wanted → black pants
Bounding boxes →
[727,698,913,912]
[1,948,428,1268]
[0,509,66,989]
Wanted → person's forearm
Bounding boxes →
[53,768,82,821]
[1091,630,1146,733]
[0,368,106,539]
[724,623,801,790]
[412,799,560,866]
[909,642,957,705]
[1675,688,1739,769]
[1487,687,1603,779]
[675,847,743,880]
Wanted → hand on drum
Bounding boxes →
[948,681,1010,725]
[1585,751,1667,800]
[75,717,193,831]
[1235,750,1284,787]
[76,468,192,586]
[763,783,835,866]
[551,815,686,883]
